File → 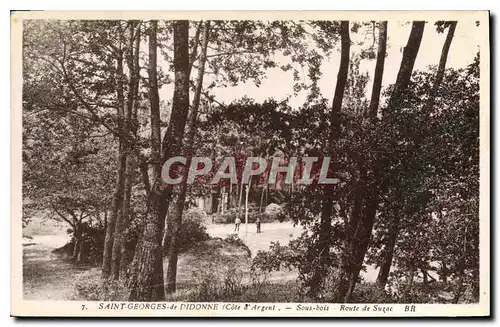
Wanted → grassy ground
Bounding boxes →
[22,219,385,301]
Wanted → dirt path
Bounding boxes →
[22,235,97,300]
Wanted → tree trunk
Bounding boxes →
[221,187,226,215]
[322,20,351,301]
[376,21,453,290]
[368,21,387,118]
[111,21,141,280]
[330,21,350,142]
[265,182,269,207]
[102,43,127,277]
[453,225,468,304]
[439,260,449,284]
[424,21,457,112]
[259,184,265,212]
[384,21,426,116]
[103,147,126,278]
[238,182,244,217]
[343,21,425,299]
[453,275,464,304]
[110,208,124,274]
[422,268,428,284]
[77,239,89,264]
[128,20,163,301]
[103,210,107,234]
[346,197,377,299]
[343,20,386,294]
[407,264,416,293]
[244,178,251,236]
[72,229,80,261]
[376,216,400,288]
[228,181,233,209]
[119,156,135,278]
[128,20,190,301]
[165,21,210,294]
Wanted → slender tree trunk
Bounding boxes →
[78,239,89,264]
[453,225,468,304]
[440,260,449,283]
[330,21,350,141]
[453,267,465,303]
[72,226,80,261]
[259,184,265,212]
[120,24,141,279]
[368,21,387,118]
[228,181,233,209]
[384,21,426,116]
[407,264,416,292]
[103,148,126,278]
[376,21,455,291]
[472,266,479,300]
[422,268,428,284]
[165,21,210,294]
[344,21,425,301]
[129,21,189,301]
[110,22,141,280]
[102,42,127,278]
[376,216,400,287]
[77,240,83,263]
[216,194,222,220]
[244,178,251,236]
[128,20,190,301]
[340,172,364,295]
[346,197,377,299]
[238,182,244,216]
[424,21,457,112]
[111,21,141,280]
[221,187,226,215]
[119,157,135,278]
[322,20,351,301]
[103,210,107,234]
[128,20,166,301]
[265,182,269,207]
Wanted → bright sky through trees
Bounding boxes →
[159,21,480,108]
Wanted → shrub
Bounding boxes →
[349,282,394,303]
[252,241,300,273]
[265,203,287,222]
[191,267,222,301]
[267,189,288,205]
[222,266,245,298]
[224,234,251,257]
[265,203,282,217]
[74,276,128,301]
[239,281,302,303]
[247,265,271,297]
[53,222,105,265]
[190,263,246,302]
[164,208,210,254]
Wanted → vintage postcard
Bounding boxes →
[11,11,490,317]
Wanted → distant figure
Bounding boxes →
[234,217,241,232]
[256,217,261,233]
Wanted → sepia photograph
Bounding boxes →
[11,10,490,317]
